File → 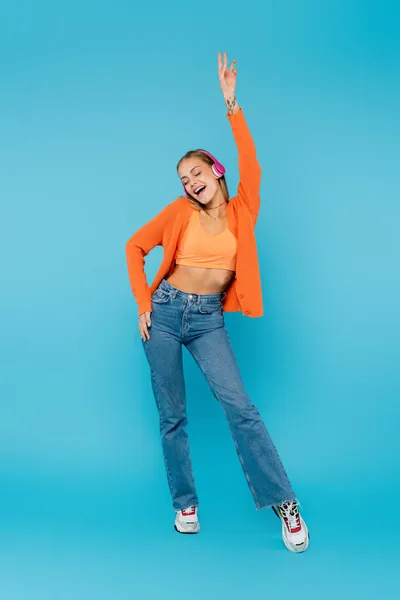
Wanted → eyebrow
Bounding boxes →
[180,165,201,181]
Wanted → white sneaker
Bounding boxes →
[272,500,310,553]
[174,505,200,534]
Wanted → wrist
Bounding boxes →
[223,93,240,115]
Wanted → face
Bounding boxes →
[178,157,220,205]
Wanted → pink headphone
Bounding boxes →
[181,149,226,197]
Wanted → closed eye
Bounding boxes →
[181,170,201,184]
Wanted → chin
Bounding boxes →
[202,192,216,205]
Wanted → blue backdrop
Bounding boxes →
[0,1,399,598]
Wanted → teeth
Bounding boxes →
[195,186,206,194]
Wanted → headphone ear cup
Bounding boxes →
[211,164,223,178]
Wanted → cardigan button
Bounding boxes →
[239,294,244,299]
[245,310,250,315]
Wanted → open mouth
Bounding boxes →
[194,185,206,197]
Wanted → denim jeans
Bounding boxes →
[141,278,297,512]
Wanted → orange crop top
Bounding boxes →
[175,208,237,271]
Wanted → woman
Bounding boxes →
[125,52,310,553]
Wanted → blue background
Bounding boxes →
[0,0,399,598]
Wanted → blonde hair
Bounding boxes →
[176,150,229,209]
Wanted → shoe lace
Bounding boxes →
[279,501,300,530]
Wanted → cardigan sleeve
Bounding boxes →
[226,108,262,224]
[125,202,174,315]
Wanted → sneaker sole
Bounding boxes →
[174,523,200,534]
[283,531,310,552]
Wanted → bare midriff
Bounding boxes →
[166,264,235,295]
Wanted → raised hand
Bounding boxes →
[218,51,239,114]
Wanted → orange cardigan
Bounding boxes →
[125,108,263,318]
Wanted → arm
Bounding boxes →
[125,202,173,315]
[227,105,261,223]
[218,52,262,223]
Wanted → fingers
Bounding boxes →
[218,51,228,75]
[140,323,150,341]
[139,312,152,341]
[218,52,237,76]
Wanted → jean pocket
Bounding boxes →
[151,289,171,304]
[198,301,223,314]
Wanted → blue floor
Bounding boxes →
[0,479,396,600]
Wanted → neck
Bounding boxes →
[203,189,226,210]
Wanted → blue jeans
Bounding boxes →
[141,278,297,512]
